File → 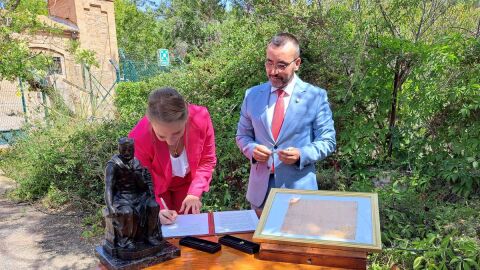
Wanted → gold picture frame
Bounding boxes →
[253,188,382,252]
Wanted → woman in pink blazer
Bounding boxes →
[128,88,216,224]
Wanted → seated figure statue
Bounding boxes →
[104,137,161,252]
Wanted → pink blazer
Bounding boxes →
[128,104,217,205]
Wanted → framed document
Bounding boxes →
[253,189,382,252]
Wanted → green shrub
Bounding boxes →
[41,183,69,208]
[368,173,480,269]
[0,117,130,208]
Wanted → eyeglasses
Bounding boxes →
[264,58,299,71]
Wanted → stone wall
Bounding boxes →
[49,0,119,89]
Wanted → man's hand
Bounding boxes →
[159,209,178,225]
[253,145,272,163]
[179,195,202,214]
[278,147,300,165]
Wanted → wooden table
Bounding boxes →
[144,233,346,270]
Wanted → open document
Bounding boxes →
[161,210,259,238]
[162,213,210,238]
[213,210,259,234]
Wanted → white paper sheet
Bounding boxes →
[161,213,209,238]
[213,210,259,234]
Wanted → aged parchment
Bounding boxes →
[281,199,358,240]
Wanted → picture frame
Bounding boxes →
[253,188,382,252]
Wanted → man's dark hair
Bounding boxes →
[269,33,300,57]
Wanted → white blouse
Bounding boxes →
[170,148,190,177]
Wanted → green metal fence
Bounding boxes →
[117,49,184,82]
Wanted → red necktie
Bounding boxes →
[271,89,285,141]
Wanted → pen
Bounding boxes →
[160,197,169,210]
[160,197,177,224]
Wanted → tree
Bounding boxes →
[373,0,478,159]
[115,0,227,61]
[114,0,168,60]
[0,0,52,81]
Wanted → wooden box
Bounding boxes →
[253,189,382,269]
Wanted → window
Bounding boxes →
[49,57,63,75]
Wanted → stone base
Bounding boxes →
[96,240,180,270]
[102,239,167,260]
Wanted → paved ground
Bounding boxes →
[0,173,100,270]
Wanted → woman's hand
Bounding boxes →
[159,209,178,225]
[179,195,202,214]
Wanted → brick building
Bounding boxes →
[0,0,119,133]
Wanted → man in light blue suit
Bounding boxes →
[236,33,336,209]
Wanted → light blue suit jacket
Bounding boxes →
[236,77,336,207]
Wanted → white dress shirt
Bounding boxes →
[170,148,190,177]
[267,74,297,129]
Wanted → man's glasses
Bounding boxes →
[264,57,299,71]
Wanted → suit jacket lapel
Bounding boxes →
[259,84,274,141]
[277,79,307,143]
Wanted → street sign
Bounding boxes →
[158,49,170,67]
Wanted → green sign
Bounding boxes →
[158,49,170,67]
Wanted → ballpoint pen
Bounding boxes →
[160,197,169,210]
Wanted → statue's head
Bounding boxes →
[118,137,134,161]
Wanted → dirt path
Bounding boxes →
[0,174,100,270]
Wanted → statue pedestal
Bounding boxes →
[96,240,180,270]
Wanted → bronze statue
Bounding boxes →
[96,137,180,269]
[104,137,161,250]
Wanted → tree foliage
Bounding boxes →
[0,0,53,81]
[115,0,227,61]
[114,0,168,60]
